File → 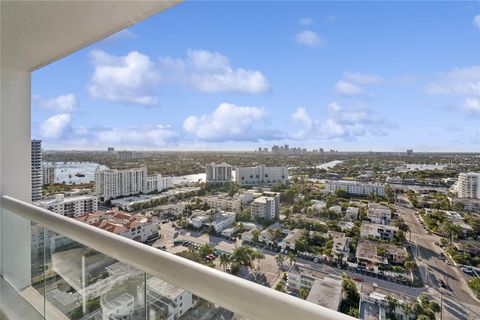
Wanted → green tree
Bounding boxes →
[299,287,310,299]
[252,229,261,242]
[404,260,417,282]
[287,253,296,267]
[275,281,286,293]
[385,184,395,203]
[441,222,462,243]
[219,253,231,271]
[275,254,285,268]
[469,277,480,298]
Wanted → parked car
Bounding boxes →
[438,279,447,289]
[461,267,473,274]
[353,276,364,282]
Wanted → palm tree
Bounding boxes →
[404,259,417,282]
[299,287,310,300]
[252,229,260,243]
[275,254,285,268]
[253,250,265,271]
[219,253,230,271]
[441,222,462,244]
[287,253,296,268]
[400,302,414,319]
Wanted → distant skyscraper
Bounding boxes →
[107,147,115,153]
[406,149,413,155]
[42,164,55,185]
[31,139,42,201]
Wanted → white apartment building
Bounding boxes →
[251,196,278,221]
[456,172,480,199]
[360,222,398,241]
[31,139,42,201]
[325,180,385,197]
[287,264,342,311]
[211,212,236,232]
[206,162,232,183]
[33,194,98,252]
[95,166,148,201]
[281,228,304,250]
[203,195,241,213]
[146,277,195,320]
[42,164,55,185]
[35,194,98,218]
[367,203,392,225]
[146,174,172,193]
[235,165,288,186]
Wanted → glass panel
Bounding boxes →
[145,276,239,320]
[43,227,146,320]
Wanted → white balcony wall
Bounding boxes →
[0,67,32,289]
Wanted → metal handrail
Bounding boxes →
[1,195,354,320]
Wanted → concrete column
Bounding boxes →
[1,66,32,290]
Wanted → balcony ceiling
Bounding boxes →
[1,1,180,71]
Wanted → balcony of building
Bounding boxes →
[0,2,353,319]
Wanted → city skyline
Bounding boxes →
[32,1,480,152]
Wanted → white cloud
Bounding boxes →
[464,98,480,114]
[299,18,314,26]
[291,102,389,140]
[334,81,365,96]
[88,50,159,106]
[425,66,480,96]
[344,72,383,85]
[473,15,480,28]
[296,30,323,47]
[183,102,279,142]
[39,113,72,139]
[36,94,77,112]
[425,65,480,115]
[159,49,269,94]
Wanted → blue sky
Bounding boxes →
[32,1,480,152]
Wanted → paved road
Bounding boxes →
[397,194,480,319]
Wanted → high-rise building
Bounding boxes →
[206,162,232,183]
[95,166,148,201]
[235,165,288,186]
[107,147,115,153]
[42,164,55,185]
[31,139,42,201]
[406,149,414,155]
[117,151,143,161]
[456,172,480,199]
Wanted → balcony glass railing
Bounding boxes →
[1,195,353,320]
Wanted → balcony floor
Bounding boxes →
[0,276,44,320]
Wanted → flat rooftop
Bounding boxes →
[307,277,342,311]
